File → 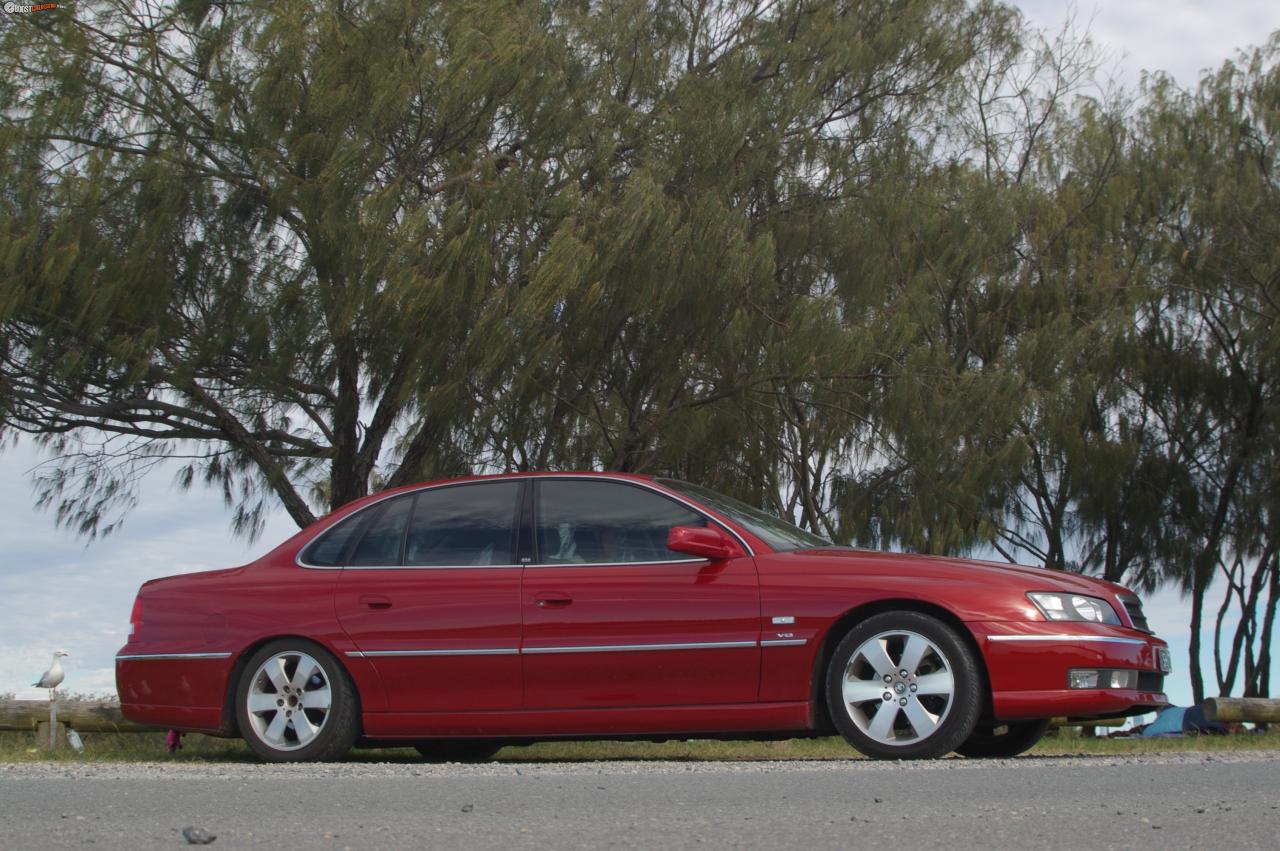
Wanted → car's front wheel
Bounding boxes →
[955,719,1051,758]
[235,639,359,762]
[825,611,982,760]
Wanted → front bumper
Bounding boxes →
[970,622,1170,720]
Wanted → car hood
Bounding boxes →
[788,547,1133,597]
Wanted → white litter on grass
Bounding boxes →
[66,729,84,752]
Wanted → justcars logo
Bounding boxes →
[4,2,59,11]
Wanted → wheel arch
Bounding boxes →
[219,634,364,737]
[808,598,991,732]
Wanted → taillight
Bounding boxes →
[128,597,142,639]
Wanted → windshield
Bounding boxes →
[657,479,831,552]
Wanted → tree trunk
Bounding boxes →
[1188,444,1250,703]
[1236,543,1276,697]
[1189,573,1208,704]
[1214,557,1248,696]
[329,335,365,509]
[1253,550,1278,698]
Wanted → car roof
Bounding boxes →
[323,471,658,519]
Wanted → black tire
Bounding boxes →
[825,611,982,760]
[413,741,504,763]
[955,719,1051,758]
[234,639,360,762]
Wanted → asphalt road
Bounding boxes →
[2,752,1277,850]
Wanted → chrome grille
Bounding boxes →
[1121,595,1151,633]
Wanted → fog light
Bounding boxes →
[1068,668,1139,689]
[1108,670,1137,689]
[1068,669,1099,689]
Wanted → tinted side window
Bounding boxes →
[404,482,520,566]
[536,480,705,564]
[349,495,413,566]
[302,512,370,567]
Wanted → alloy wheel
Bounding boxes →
[839,629,956,747]
[244,651,333,751]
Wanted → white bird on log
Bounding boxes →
[33,650,69,696]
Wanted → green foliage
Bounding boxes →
[1123,40,1280,700]
[0,1,994,536]
[1,2,1277,698]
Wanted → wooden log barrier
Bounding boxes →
[1202,697,1280,723]
[0,699,161,733]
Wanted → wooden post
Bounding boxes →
[36,721,67,750]
[49,694,58,750]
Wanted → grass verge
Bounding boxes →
[2,729,1278,764]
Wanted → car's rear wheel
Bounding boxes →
[413,741,504,762]
[825,611,982,760]
[235,639,359,762]
[955,719,1051,758]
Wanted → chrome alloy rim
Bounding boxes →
[245,651,332,751]
[840,630,955,746]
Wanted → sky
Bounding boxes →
[3,0,1278,713]
[1015,1,1277,91]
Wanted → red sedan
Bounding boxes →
[116,473,1170,761]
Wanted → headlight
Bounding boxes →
[1027,592,1121,625]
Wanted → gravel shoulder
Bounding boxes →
[2,748,1276,779]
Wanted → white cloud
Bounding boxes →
[0,443,295,698]
[1013,0,1278,90]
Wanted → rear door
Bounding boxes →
[332,480,524,712]
[521,478,761,709]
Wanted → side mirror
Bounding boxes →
[667,525,743,560]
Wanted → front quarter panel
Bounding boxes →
[755,550,1169,721]
[756,552,1016,703]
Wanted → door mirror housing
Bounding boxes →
[667,525,743,560]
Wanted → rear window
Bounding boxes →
[300,482,520,567]
[302,511,372,567]
[349,496,414,566]
[405,481,520,566]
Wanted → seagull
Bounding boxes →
[33,650,69,698]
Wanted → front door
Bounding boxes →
[521,478,761,709]
[334,480,524,712]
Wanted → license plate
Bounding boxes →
[1156,646,1172,673]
